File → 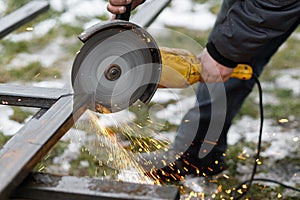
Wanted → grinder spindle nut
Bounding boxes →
[105,64,122,81]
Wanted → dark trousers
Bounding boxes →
[172,1,299,166]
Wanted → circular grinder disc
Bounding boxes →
[71,21,161,113]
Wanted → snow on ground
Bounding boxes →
[275,68,300,96]
[151,0,216,31]
[8,37,66,69]
[228,116,300,160]
[31,80,66,89]
[151,89,185,104]
[50,0,108,26]
[0,0,6,17]
[155,94,196,125]
[0,105,22,136]
[151,87,197,125]
[7,19,58,42]
[92,109,137,127]
[292,32,300,40]
[50,0,108,17]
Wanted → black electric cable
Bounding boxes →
[232,74,300,199]
[241,178,300,193]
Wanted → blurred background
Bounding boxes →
[0,0,299,199]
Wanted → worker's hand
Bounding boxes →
[199,48,234,83]
[107,0,146,15]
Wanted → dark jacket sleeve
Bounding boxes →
[207,0,300,68]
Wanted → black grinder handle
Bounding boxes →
[115,3,132,21]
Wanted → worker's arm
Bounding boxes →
[207,0,300,68]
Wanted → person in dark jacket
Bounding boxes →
[107,0,300,182]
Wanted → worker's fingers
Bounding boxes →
[107,0,145,14]
[107,3,127,15]
[200,48,234,83]
[109,0,132,6]
[217,64,234,82]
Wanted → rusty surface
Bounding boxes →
[0,94,89,200]
[12,173,180,200]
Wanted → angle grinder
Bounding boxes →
[71,3,253,113]
[71,2,162,113]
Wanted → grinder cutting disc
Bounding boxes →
[71,21,161,113]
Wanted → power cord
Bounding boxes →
[232,73,300,199]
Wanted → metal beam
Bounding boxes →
[0,95,90,200]
[0,84,71,108]
[131,0,171,28]
[0,0,50,39]
[12,173,180,200]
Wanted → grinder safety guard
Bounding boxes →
[71,20,162,113]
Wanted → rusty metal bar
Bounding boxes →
[0,84,71,108]
[11,173,180,200]
[0,94,90,200]
[0,0,50,39]
[131,0,171,28]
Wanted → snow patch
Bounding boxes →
[152,0,216,31]
[182,176,204,193]
[156,95,196,125]
[292,32,300,40]
[118,169,153,184]
[0,105,22,136]
[7,19,58,42]
[7,36,67,71]
[94,110,137,127]
[228,116,300,160]
[61,128,86,145]
[275,69,300,95]
[53,142,82,172]
[151,89,184,104]
[32,80,65,89]
[0,0,7,17]
[53,0,109,24]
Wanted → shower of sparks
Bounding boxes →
[223,174,230,179]
[256,159,262,165]
[34,73,41,78]
[237,152,247,161]
[84,110,172,185]
[278,118,289,124]
[186,191,205,199]
[86,111,151,184]
[26,26,34,31]
[72,103,298,199]
[2,101,8,105]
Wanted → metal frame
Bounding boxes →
[0,1,50,39]
[0,86,90,199]
[0,0,173,199]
